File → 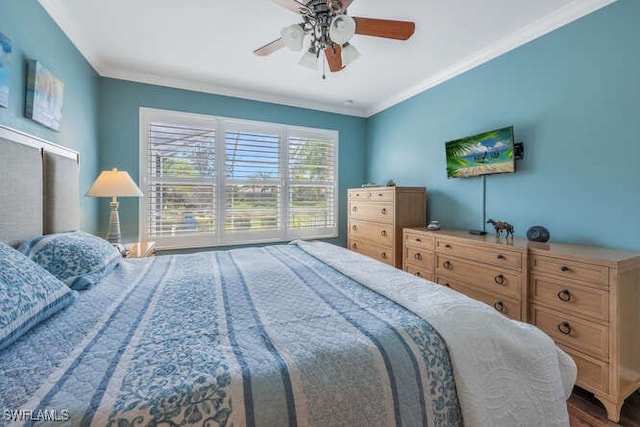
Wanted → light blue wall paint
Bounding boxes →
[0,0,100,233]
[98,78,366,246]
[366,0,640,251]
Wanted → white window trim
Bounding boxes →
[139,107,339,250]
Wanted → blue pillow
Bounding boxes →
[19,231,121,291]
[0,242,76,350]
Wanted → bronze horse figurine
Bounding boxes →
[487,219,514,238]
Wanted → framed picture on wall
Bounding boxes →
[0,32,11,109]
[25,60,64,131]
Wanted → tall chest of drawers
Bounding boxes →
[528,243,640,422]
[348,186,426,268]
[402,228,640,422]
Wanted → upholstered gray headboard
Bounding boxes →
[0,125,80,247]
[43,150,80,234]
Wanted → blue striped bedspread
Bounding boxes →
[0,242,463,427]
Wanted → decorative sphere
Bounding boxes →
[526,225,550,242]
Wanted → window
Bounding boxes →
[140,108,338,249]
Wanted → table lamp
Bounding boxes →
[86,168,143,244]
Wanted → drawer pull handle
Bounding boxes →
[496,254,506,260]
[557,289,572,302]
[414,253,423,261]
[557,321,572,335]
[443,261,452,270]
[415,272,422,278]
[352,206,358,212]
[494,274,505,285]
[560,266,570,272]
[352,243,358,249]
[378,193,383,197]
[415,238,422,242]
[380,252,388,259]
[381,230,387,237]
[381,208,387,215]
[445,244,452,249]
[356,193,360,197]
[352,225,358,231]
[494,301,505,312]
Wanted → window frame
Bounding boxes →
[139,107,339,250]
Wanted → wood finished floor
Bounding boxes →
[568,387,640,426]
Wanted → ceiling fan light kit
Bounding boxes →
[255,0,415,77]
[341,42,360,66]
[329,15,356,44]
[299,47,319,70]
[280,24,305,51]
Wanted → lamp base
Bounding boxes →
[106,200,121,244]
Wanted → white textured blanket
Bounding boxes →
[295,240,577,427]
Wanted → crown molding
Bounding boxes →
[100,66,369,118]
[40,0,615,119]
[365,0,617,117]
[40,0,366,117]
[38,0,101,69]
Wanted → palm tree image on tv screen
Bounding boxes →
[446,126,515,178]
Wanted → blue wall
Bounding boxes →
[98,78,366,246]
[5,0,637,251]
[0,0,100,233]
[366,0,640,251]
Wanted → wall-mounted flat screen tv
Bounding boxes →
[445,126,515,178]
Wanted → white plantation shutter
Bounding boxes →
[145,122,216,247]
[140,109,338,249]
[288,131,337,238]
[225,128,281,238]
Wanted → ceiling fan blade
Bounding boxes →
[353,17,415,40]
[327,0,354,12]
[325,44,345,72]
[272,0,311,14]
[254,38,286,56]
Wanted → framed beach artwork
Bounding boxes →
[25,60,64,131]
[0,32,11,108]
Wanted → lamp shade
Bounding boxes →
[341,42,360,66]
[329,15,356,44]
[86,168,143,198]
[298,48,319,70]
[280,24,305,51]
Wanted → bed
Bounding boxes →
[0,125,576,426]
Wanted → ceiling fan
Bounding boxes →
[254,0,415,76]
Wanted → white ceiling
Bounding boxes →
[39,0,614,117]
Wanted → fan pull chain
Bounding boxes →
[322,56,327,80]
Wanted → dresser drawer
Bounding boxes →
[529,273,609,322]
[348,189,394,202]
[350,219,394,247]
[349,202,393,224]
[436,255,521,300]
[529,305,609,360]
[348,239,394,266]
[559,344,609,394]
[404,230,434,251]
[437,239,521,270]
[530,255,609,288]
[437,277,521,320]
[404,246,433,272]
[405,265,433,280]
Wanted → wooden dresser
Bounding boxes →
[528,242,640,423]
[403,228,527,321]
[402,227,640,422]
[348,186,426,268]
